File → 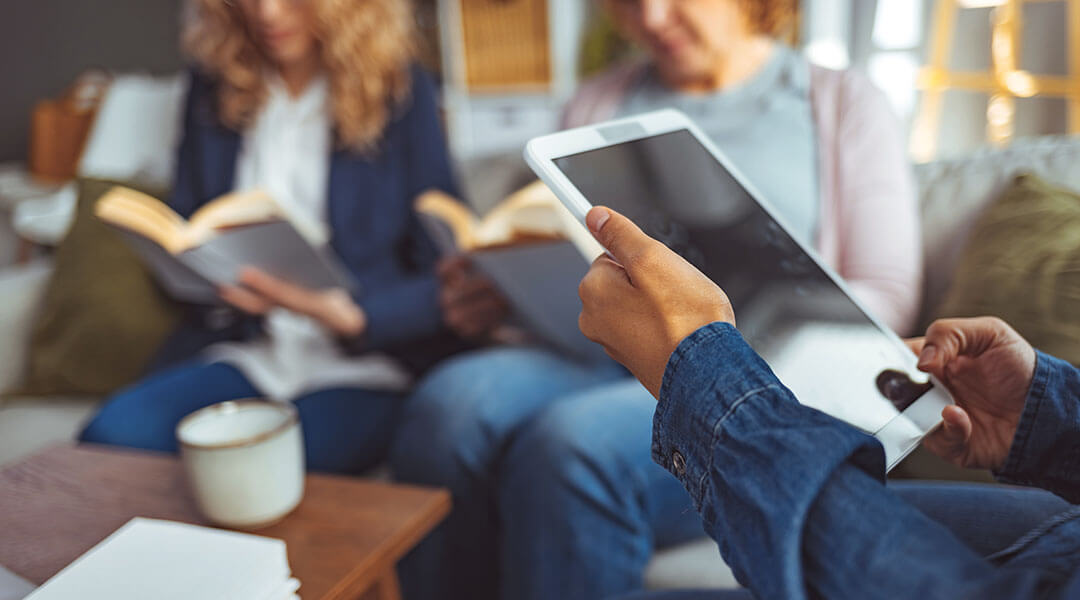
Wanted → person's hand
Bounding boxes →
[906,317,1036,471]
[219,267,366,337]
[438,255,510,339]
[578,206,735,398]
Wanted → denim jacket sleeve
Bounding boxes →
[995,351,1080,503]
[654,322,1080,600]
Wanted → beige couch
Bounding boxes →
[0,73,186,469]
[3,126,1080,588]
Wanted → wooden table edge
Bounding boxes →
[323,488,451,599]
[1,444,453,600]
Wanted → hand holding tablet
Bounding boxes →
[577,205,735,397]
[909,317,1036,471]
[526,109,953,470]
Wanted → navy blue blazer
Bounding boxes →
[162,65,460,365]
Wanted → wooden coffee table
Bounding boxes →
[0,444,450,599]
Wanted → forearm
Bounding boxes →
[654,323,887,598]
[657,324,1078,600]
[801,461,1080,600]
[995,351,1080,503]
[804,463,995,600]
[344,274,445,352]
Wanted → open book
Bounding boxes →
[417,182,607,361]
[96,187,353,304]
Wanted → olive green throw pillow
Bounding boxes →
[15,178,181,396]
[936,173,1080,365]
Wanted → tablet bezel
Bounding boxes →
[525,108,950,470]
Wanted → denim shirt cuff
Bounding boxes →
[652,322,783,506]
[995,351,1080,492]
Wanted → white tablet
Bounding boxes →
[525,109,950,470]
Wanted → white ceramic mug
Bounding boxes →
[176,400,305,529]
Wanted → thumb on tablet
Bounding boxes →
[586,206,654,270]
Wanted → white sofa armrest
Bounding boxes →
[12,183,77,246]
[0,259,53,394]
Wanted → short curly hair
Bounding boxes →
[741,0,798,37]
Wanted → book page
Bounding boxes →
[0,563,34,600]
[94,187,190,253]
[473,181,564,248]
[415,190,479,249]
[474,182,605,258]
[25,518,292,600]
[187,189,288,245]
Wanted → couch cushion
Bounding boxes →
[914,135,1080,327]
[0,260,53,394]
[78,73,188,189]
[16,178,181,397]
[935,173,1080,365]
[0,396,99,467]
[644,538,739,590]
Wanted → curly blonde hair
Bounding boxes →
[740,0,797,37]
[183,0,417,152]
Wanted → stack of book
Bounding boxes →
[25,518,298,600]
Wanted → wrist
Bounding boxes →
[341,306,367,337]
[994,351,1073,484]
[325,303,366,338]
[660,322,769,404]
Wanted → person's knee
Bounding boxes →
[78,407,119,445]
[391,350,524,484]
[506,402,600,490]
[390,407,485,487]
[391,346,615,487]
[79,361,247,453]
[293,388,401,475]
[501,382,651,503]
[78,387,172,451]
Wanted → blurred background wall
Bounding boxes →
[846,0,1071,160]
[0,0,183,163]
[0,0,1073,166]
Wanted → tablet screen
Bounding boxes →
[554,129,930,435]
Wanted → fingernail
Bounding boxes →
[918,346,938,368]
[587,208,610,234]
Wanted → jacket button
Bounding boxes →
[672,451,687,477]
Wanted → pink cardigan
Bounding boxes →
[562,60,924,335]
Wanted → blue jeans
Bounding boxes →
[889,481,1073,557]
[79,361,401,474]
[614,481,1074,600]
[390,346,706,600]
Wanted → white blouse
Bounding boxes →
[207,75,411,401]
